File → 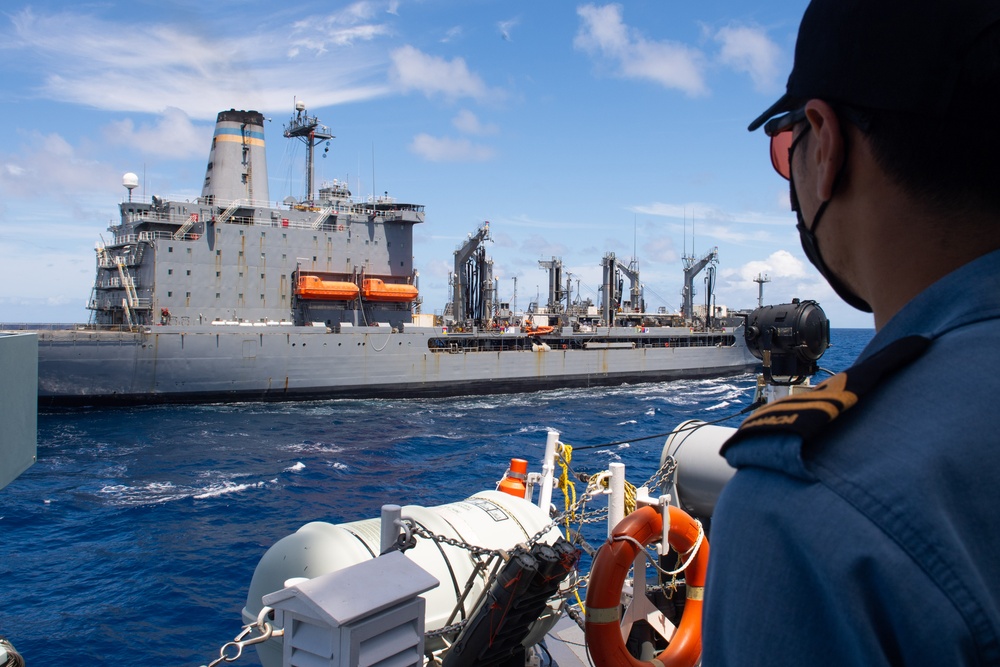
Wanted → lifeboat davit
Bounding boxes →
[362,278,419,302]
[295,275,360,301]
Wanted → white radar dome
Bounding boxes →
[122,173,139,190]
[295,100,306,111]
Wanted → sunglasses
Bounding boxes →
[764,107,807,180]
[764,105,872,179]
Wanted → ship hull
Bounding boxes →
[33,325,758,407]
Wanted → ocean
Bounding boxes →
[0,328,874,666]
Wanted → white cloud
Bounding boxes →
[643,235,679,264]
[289,2,392,55]
[410,134,495,162]
[441,26,464,43]
[631,201,793,227]
[452,110,498,135]
[715,25,782,93]
[390,45,496,101]
[102,108,210,160]
[5,7,393,119]
[735,249,806,282]
[574,3,707,96]
[0,131,117,199]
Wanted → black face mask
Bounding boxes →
[788,128,873,313]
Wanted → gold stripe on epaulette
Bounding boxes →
[738,372,859,432]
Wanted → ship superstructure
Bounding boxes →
[3,103,759,406]
[94,105,422,332]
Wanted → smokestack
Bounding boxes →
[201,109,269,205]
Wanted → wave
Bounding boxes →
[193,480,266,499]
[96,473,274,507]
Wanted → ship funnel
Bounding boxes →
[201,109,269,206]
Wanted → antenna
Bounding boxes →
[682,206,690,264]
[633,214,637,264]
[372,143,376,203]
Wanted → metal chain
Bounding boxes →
[424,619,469,638]
[408,522,507,559]
[643,454,679,494]
[201,607,284,667]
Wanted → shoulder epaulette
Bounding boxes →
[721,335,932,454]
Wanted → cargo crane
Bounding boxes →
[600,253,644,325]
[680,247,718,326]
[450,222,494,326]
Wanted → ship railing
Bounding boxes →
[109,231,201,246]
[205,196,275,210]
[11,322,151,334]
[86,296,152,311]
[126,210,198,226]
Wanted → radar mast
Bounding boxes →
[284,100,334,205]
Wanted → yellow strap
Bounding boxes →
[686,585,704,601]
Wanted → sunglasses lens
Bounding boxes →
[770,130,794,180]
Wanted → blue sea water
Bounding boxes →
[0,329,873,666]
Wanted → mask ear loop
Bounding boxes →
[789,123,873,313]
[786,127,811,212]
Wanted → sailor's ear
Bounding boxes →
[803,100,846,203]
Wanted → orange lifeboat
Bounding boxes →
[296,275,360,301]
[362,278,419,303]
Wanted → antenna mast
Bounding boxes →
[284,99,334,205]
[754,273,771,307]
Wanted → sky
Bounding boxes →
[0,0,875,329]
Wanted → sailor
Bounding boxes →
[704,1,1000,665]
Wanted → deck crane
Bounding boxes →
[450,222,494,326]
[681,247,718,325]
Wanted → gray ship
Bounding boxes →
[5,103,758,406]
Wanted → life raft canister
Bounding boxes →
[584,505,708,667]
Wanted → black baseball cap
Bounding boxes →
[748,0,1000,132]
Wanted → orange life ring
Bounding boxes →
[338,224,345,232]
[585,505,708,667]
